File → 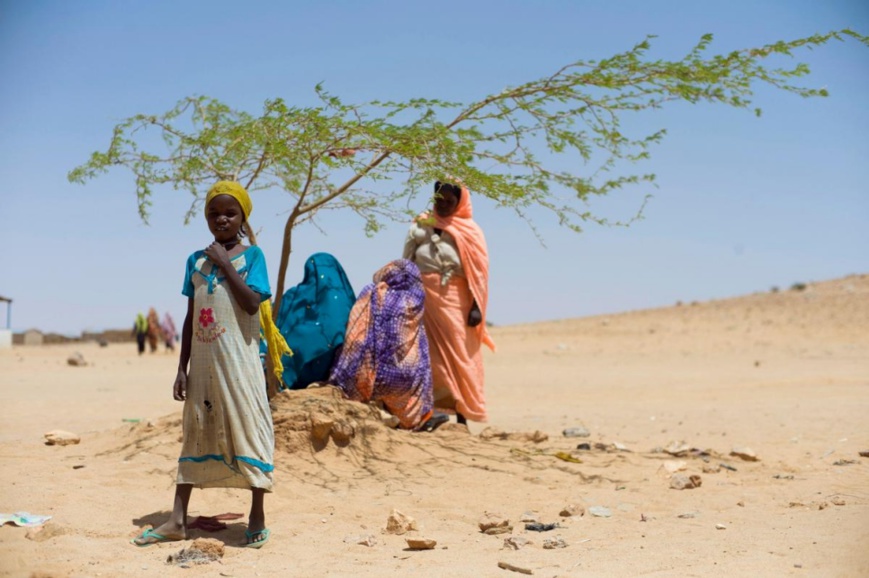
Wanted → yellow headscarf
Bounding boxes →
[206,181,253,219]
[205,181,292,383]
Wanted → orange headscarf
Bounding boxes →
[422,184,495,352]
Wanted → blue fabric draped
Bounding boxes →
[275,253,356,390]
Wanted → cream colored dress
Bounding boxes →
[176,246,275,491]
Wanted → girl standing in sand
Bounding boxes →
[133,181,286,549]
[403,180,495,425]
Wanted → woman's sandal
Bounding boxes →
[417,413,449,433]
[244,528,270,549]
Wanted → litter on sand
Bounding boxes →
[0,512,52,528]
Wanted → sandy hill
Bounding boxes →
[0,274,866,577]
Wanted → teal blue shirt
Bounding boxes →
[182,245,272,301]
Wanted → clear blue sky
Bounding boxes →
[1,0,867,335]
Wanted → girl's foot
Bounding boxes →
[131,521,186,546]
[244,527,271,548]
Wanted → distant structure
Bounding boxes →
[0,295,11,349]
[22,329,44,346]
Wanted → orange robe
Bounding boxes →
[404,186,494,421]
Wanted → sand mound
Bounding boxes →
[270,385,393,454]
[90,384,580,492]
[95,386,490,470]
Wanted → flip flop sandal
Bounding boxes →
[131,527,181,547]
[244,528,270,549]
[418,413,449,433]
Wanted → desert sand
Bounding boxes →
[1,275,867,577]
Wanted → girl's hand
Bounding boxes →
[173,369,188,401]
[203,242,231,271]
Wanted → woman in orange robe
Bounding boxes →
[403,180,495,424]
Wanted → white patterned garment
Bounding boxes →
[177,247,275,491]
[402,220,465,285]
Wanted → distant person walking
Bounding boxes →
[132,312,148,355]
[161,312,177,353]
[146,308,161,353]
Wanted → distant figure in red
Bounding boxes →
[146,308,161,353]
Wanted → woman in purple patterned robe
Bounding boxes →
[329,259,434,430]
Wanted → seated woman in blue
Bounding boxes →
[274,253,356,390]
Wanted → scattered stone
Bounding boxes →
[479,512,511,535]
[662,460,687,475]
[330,420,356,444]
[503,536,533,550]
[818,502,829,510]
[559,503,584,517]
[669,474,702,490]
[166,538,224,567]
[831,498,846,506]
[66,352,87,367]
[719,462,737,472]
[702,463,721,474]
[519,511,539,523]
[715,524,726,530]
[612,441,630,452]
[737,501,745,507]
[794,563,803,569]
[664,441,691,457]
[405,537,436,550]
[677,512,699,519]
[309,412,334,441]
[543,537,568,549]
[587,506,611,518]
[479,427,548,443]
[344,534,377,547]
[859,450,869,458]
[525,522,558,532]
[773,474,794,480]
[498,561,533,575]
[730,447,759,462]
[576,443,591,450]
[385,509,418,535]
[562,426,590,438]
[832,459,857,466]
[376,408,400,429]
[44,430,80,446]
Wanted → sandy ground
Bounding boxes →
[1,275,867,578]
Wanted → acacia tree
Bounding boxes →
[70,30,866,314]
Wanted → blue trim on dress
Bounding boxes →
[179,453,274,473]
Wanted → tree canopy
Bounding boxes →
[69,30,867,306]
